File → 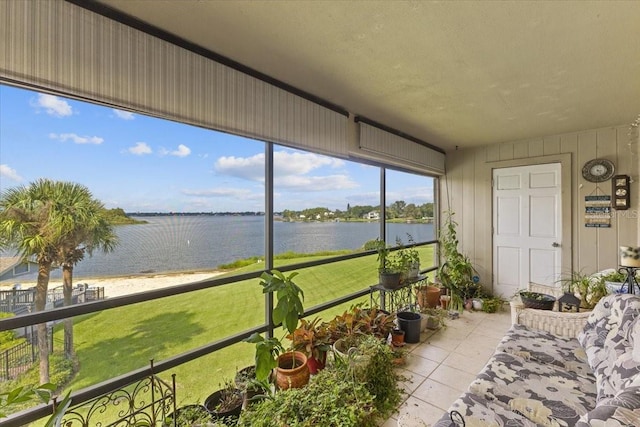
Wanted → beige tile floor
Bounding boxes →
[382,307,513,427]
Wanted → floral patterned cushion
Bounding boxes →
[578,295,640,370]
[432,391,539,427]
[578,295,640,401]
[576,385,640,426]
[497,324,590,376]
[469,352,597,425]
[592,316,640,401]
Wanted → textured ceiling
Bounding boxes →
[97,0,640,153]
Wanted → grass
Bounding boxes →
[23,246,435,424]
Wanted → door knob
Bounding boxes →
[552,242,560,248]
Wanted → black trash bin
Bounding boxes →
[397,311,422,343]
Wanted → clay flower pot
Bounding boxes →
[275,351,310,390]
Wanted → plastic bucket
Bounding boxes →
[397,311,422,343]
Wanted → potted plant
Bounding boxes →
[600,270,627,293]
[373,238,403,289]
[288,317,331,374]
[419,307,448,330]
[415,282,441,308]
[480,297,503,313]
[398,234,421,279]
[390,328,405,347]
[518,290,556,310]
[234,365,266,408]
[559,270,609,309]
[164,404,211,426]
[244,270,310,390]
[437,211,477,312]
[204,380,243,421]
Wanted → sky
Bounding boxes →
[0,84,434,213]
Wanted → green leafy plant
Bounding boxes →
[419,307,448,329]
[558,270,609,309]
[481,297,503,313]
[244,269,305,383]
[288,317,331,361]
[437,211,476,312]
[600,271,626,283]
[238,345,386,427]
[396,234,420,268]
[0,383,71,427]
[353,335,403,415]
[164,404,211,426]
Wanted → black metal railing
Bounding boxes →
[0,241,438,426]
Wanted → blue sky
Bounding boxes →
[0,84,434,212]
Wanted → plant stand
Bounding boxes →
[369,275,426,312]
[618,266,640,294]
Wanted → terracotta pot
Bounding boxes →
[391,329,405,347]
[440,295,451,310]
[275,351,310,390]
[416,285,441,308]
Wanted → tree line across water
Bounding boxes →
[281,201,435,222]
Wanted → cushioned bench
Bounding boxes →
[433,294,640,426]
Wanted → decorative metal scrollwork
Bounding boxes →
[60,362,175,427]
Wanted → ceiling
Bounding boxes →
[95,0,640,153]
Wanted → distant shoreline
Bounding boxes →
[0,269,226,298]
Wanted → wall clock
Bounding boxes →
[582,158,615,182]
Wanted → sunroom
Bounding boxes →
[0,1,639,426]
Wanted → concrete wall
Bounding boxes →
[440,124,639,294]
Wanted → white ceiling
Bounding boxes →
[97,0,640,153]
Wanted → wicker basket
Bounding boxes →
[519,291,555,310]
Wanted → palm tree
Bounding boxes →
[51,183,117,359]
[0,179,117,382]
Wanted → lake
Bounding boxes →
[14,216,435,280]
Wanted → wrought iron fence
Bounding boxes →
[60,361,175,427]
[0,326,52,381]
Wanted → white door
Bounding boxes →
[492,163,562,298]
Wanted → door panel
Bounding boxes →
[493,163,562,298]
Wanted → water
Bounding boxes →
[9,216,434,280]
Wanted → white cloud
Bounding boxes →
[215,153,265,180]
[214,150,346,183]
[171,144,191,157]
[128,142,152,155]
[113,109,135,120]
[0,164,23,182]
[49,133,104,145]
[274,151,344,176]
[33,94,73,117]
[158,144,191,158]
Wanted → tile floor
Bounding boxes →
[382,307,513,427]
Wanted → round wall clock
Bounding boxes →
[582,158,615,182]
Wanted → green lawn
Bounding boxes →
[42,246,434,423]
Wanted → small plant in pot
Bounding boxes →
[234,365,266,408]
[373,238,403,289]
[288,317,331,374]
[204,380,244,421]
[244,269,310,390]
[397,234,421,279]
[164,404,211,426]
[558,270,609,309]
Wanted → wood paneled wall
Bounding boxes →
[441,124,639,291]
